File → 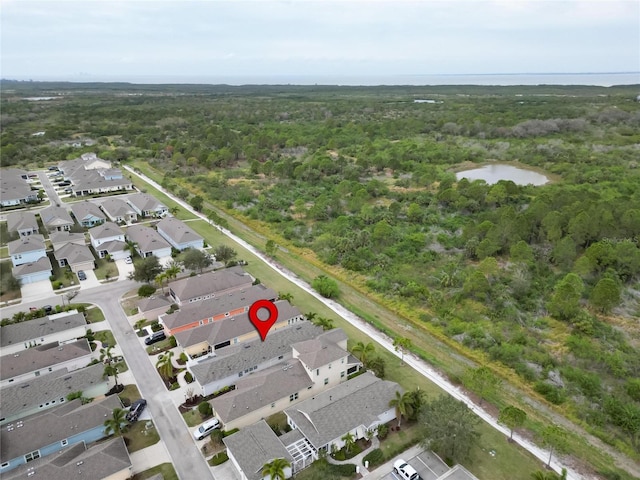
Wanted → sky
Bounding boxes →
[1,0,639,83]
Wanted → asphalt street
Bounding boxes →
[1,280,214,480]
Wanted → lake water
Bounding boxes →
[456,164,549,186]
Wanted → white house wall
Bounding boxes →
[11,249,46,267]
[1,325,87,356]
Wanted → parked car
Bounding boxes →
[64,187,73,193]
[393,459,422,480]
[58,181,71,187]
[77,270,87,281]
[48,166,59,171]
[145,331,166,345]
[126,399,147,422]
[124,257,133,264]
[193,418,220,440]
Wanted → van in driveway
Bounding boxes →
[145,331,166,345]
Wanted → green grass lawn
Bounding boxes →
[0,246,8,259]
[94,329,116,347]
[182,409,203,427]
[119,384,141,407]
[84,305,105,323]
[48,252,79,289]
[125,420,160,453]
[132,463,178,480]
[92,250,118,281]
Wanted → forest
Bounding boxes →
[1,80,640,478]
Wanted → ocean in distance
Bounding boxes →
[18,72,640,87]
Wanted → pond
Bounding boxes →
[456,164,549,186]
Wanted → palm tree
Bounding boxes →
[104,408,128,436]
[305,312,317,323]
[341,432,355,453]
[169,206,180,216]
[165,261,181,281]
[278,292,294,303]
[389,390,414,427]
[99,345,115,364]
[352,341,375,367]
[393,337,411,365]
[156,350,175,379]
[103,364,120,387]
[261,457,291,480]
[155,272,168,294]
[315,317,334,331]
[531,469,567,480]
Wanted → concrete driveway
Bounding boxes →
[116,258,135,280]
[78,269,101,289]
[20,279,54,302]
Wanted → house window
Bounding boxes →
[341,371,346,378]
[24,451,40,462]
[316,369,319,376]
[289,393,299,402]
[324,378,329,385]
[239,372,243,377]
[61,439,68,446]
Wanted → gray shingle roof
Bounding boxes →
[292,329,349,370]
[223,420,293,480]
[162,284,276,330]
[89,221,124,240]
[125,224,171,253]
[0,169,35,203]
[127,193,167,214]
[2,437,131,480]
[174,300,301,349]
[0,363,106,420]
[156,216,203,245]
[39,206,74,228]
[6,211,38,233]
[99,197,136,219]
[137,295,173,313]
[190,323,323,387]
[0,395,122,463]
[168,266,253,302]
[53,242,95,266]
[284,372,400,449]
[8,234,45,255]
[97,239,127,254]
[0,339,92,381]
[1,311,86,347]
[70,201,106,223]
[49,231,86,247]
[12,256,52,277]
[212,359,313,424]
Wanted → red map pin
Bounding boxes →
[248,300,279,341]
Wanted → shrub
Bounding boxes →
[66,391,83,401]
[169,336,177,348]
[376,423,389,439]
[184,371,194,383]
[534,382,567,404]
[198,401,213,417]
[53,281,62,289]
[208,451,228,466]
[170,382,180,390]
[328,463,356,476]
[222,428,239,437]
[363,448,384,467]
[138,284,156,297]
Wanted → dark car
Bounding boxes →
[126,399,147,422]
[58,181,71,187]
[48,166,59,171]
[77,270,87,281]
[145,331,166,345]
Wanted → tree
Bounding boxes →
[352,341,375,367]
[499,405,527,441]
[181,248,212,273]
[278,291,293,303]
[99,345,115,364]
[368,356,386,378]
[531,469,567,480]
[266,239,278,257]
[464,366,501,405]
[314,317,334,331]
[341,431,355,453]
[104,408,128,436]
[103,364,120,387]
[214,245,237,263]
[165,261,181,280]
[419,394,480,463]
[189,195,204,211]
[155,272,168,294]
[547,273,584,321]
[393,337,412,365]
[169,206,180,216]
[589,277,621,313]
[389,390,414,426]
[261,457,291,480]
[156,351,175,379]
[132,256,163,284]
[312,275,339,299]
[541,424,568,468]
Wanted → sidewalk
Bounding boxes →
[326,437,380,477]
[361,444,424,480]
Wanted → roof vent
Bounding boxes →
[76,461,84,466]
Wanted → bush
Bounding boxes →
[170,382,180,390]
[184,371,194,383]
[327,463,356,476]
[534,382,567,404]
[169,336,177,348]
[208,451,228,466]
[198,401,213,417]
[363,448,384,467]
[138,284,156,297]
[376,423,389,439]
[222,428,239,437]
[66,391,83,401]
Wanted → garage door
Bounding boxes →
[19,271,51,284]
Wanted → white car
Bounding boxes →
[124,257,133,264]
[193,418,220,440]
[393,459,422,480]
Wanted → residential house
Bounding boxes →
[89,222,128,260]
[125,224,172,259]
[53,242,95,273]
[168,266,253,305]
[1,437,132,480]
[0,310,87,356]
[174,300,304,358]
[58,153,133,197]
[70,200,106,227]
[100,197,137,224]
[0,338,93,387]
[161,284,277,336]
[156,216,204,251]
[189,322,323,396]
[136,295,174,322]
[211,359,314,431]
[0,168,38,207]
[12,256,53,285]
[6,211,39,237]
[223,420,294,480]
[8,234,46,267]
[0,395,122,473]
[49,231,86,251]
[127,193,168,218]
[39,205,74,232]
[284,372,400,459]
[0,363,108,426]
